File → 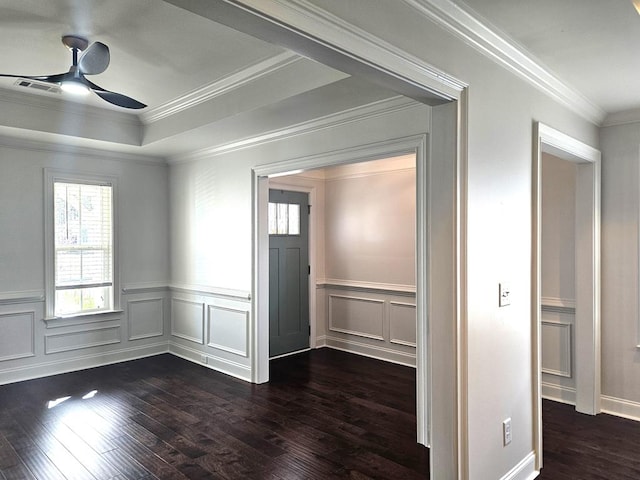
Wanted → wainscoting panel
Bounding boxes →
[45,324,121,354]
[329,294,385,340]
[0,311,35,361]
[128,297,164,340]
[320,283,416,366]
[208,305,249,357]
[171,298,205,344]
[389,301,417,347]
[541,320,572,378]
[168,287,252,381]
[541,303,575,400]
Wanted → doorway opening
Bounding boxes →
[533,122,602,469]
[254,133,433,445]
[268,154,417,365]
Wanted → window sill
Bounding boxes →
[43,309,124,326]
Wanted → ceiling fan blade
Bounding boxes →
[93,89,146,109]
[0,72,69,83]
[84,78,146,109]
[78,42,110,75]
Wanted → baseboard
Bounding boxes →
[542,386,640,423]
[324,335,416,367]
[542,382,576,405]
[0,342,168,385]
[601,395,640,422]
[499,451,538,480]
[169,341,251,382]
[315,335,328,348]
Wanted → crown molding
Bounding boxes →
[401,0,607,125]
[141,51,302,124]
[168,95,417,164]
[602,108,640,128]
[0,133,166,165]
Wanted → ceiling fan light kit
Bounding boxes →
[0,35,146,109]
[60,78,90,95]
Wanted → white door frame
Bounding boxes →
[253,135,430,430]
[532,122,601,470]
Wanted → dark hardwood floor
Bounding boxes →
[0,350,428,479]
[2,351,640,479]
[539,399,640,480]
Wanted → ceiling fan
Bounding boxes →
[0,35,146,109]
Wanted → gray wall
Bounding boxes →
[600,122,640,416]
[0,143,170,383]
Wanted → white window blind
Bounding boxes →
[53,181,113,315]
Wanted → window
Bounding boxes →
[268,202,300,235]
[45,170,118,318]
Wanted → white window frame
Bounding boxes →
[44,168,120,319]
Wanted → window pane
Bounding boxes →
[55,286,112,315]
[277,203,288,234]
[268,202,277,235]
[288,204,300,235]
[54,181,113,315]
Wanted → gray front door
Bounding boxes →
[269,189,310,357]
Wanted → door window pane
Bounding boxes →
[288,204,300,235]
[268,202,301,235]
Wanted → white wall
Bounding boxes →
[324,156,416,287]
[599,122,640,418]
[541,153,577,400]
[0,142,170,383]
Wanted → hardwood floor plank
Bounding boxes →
[100,448,155,480]
[0,433,21,470]
[2,463,37,480]
[10,411,96,480]
[127,413,208,460]
[109,434,189,480]
[41,420,124,479]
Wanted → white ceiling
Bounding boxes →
[0,0,638,160]
[0,0,399,159]
[456,0,640,114]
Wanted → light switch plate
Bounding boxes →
[499,283,511,307]
[503,418,512,445]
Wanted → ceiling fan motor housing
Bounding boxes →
[62,35,89,51]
